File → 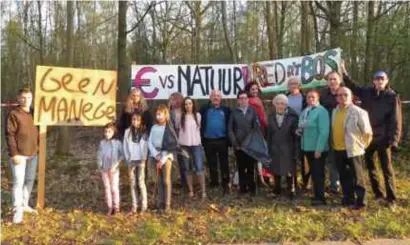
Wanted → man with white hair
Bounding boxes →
[332,87,372,210]
[200,90,232,194]
[341,61,402,206]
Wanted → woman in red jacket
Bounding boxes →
[245,81,272,183]
[245,81,268,133]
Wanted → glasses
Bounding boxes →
[337,93,348,97]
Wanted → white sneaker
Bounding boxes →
[12,208,24,224]
[23,206,38,214]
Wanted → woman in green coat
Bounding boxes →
[297,90,330,205]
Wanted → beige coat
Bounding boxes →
[331,104,373,158]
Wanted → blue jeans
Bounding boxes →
[181,145,205,174]
[10,155,38,209]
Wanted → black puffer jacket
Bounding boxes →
[343,74,402,147]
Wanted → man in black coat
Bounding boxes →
[341,61,402,205]
[228,91,259,196]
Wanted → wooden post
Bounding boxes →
[36,125,47,209]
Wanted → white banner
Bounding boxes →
[130,49,341,99]
[249,48,342,93]
[131,64,248,99]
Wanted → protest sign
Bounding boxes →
[131,64,248,99]
[33,66,117,209]
[34,66,117,126]
[248,48,342,93]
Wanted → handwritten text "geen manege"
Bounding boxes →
[36,67,116,125]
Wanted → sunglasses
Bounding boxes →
[337,93,348,97]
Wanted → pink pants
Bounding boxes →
[101,169,120,209]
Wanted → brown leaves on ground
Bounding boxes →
[2,127,410,244]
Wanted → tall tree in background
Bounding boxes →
[185,1,213,63]
[221,1,236,62]
[56,0,74,155]
[265,1,277,59]
[350,1,360,79]
[364,1,375,82]
[300,1,313,55]
[117,0,128,100]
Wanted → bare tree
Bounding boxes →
[221,1,236,62]
[56,0,74,155]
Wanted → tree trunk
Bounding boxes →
[300,1,313,55]
[350,1,359,79]
[118,0,128,100]
[328,1,342,49]
[311,2,321,52]
[221,1,236,62]
[265,1,277,59]
[56,0,74,155]
[276,2,286,58]
[233,1,239,60]
[194,2,201,63]
[364,1,375,82]
[37,1,44,64]
[150,7,157,63]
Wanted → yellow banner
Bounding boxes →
[34,66,117,126]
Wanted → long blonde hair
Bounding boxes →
[155,104,170,123]
[124,88,148,113]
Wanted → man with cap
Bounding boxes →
[341,61,402,206]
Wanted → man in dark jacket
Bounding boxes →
[200,90,231,193]
[341,62,402,205]
[319,72,343,194]
[6,86,39,224]
[228,91,259,196]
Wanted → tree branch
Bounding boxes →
[126,1,160,34]
[17,33,40,52]
[315,1,329,17]
[373,2,402,21]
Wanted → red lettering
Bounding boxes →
[134,66,159,99]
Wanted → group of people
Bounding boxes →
[5,61,402,224]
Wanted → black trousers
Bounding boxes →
[334,150,366,206]
[365,144,397,201]
[203,138,230,188]
[304,151,327,201]
[235,150,256,193]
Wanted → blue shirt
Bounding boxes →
[288,94,303,116]
[204,108,227,139]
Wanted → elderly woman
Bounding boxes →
[266,94,299,199]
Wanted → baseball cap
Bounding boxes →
[373,71,388,78]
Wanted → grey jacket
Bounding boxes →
[228,106,259,148]
[266,108,299,176]
[331,104,373,158]
[97,139,124,170]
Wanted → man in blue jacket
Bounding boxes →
[200,90,231,194]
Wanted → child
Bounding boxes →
[123,111,148,214]
[148,104,177,213]
[97,122,124,215]
[178,97,207,199]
